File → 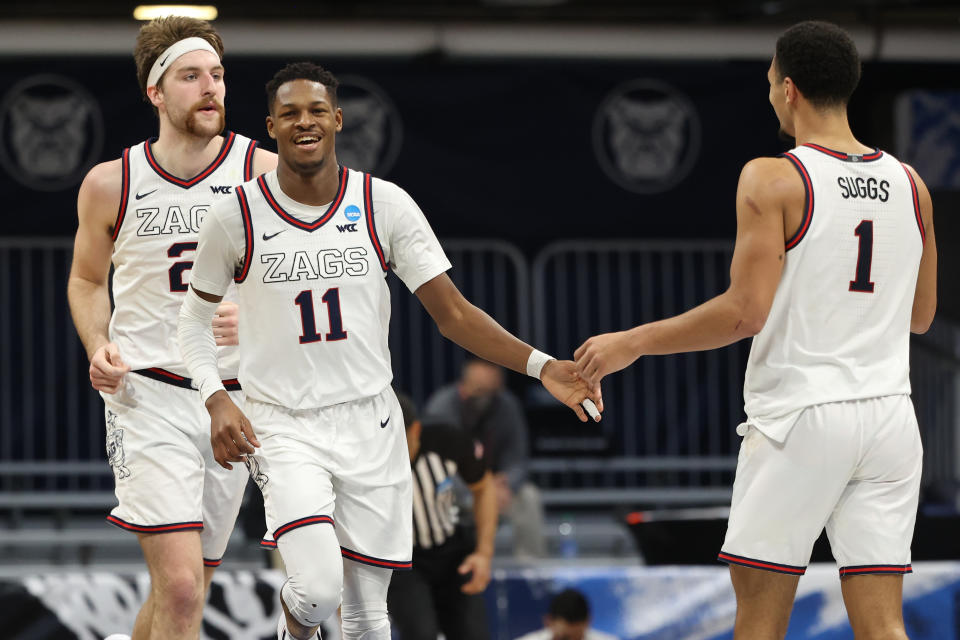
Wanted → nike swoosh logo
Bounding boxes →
[262,230,286,241]
[160,54,171,66]
[380,416,390,428]
[135,189,157,200]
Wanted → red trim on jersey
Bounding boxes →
[144,131,237,188]
[203,558,223,567]
[234,186,255,283]
[364,173,388,272]
[256,167,348,232]
[133,368,242,391]
[803,143,884,162]
[718,551,806,575]
[147,367,186,381]
[901,164,925,245]
[259,538,278,548]
[782,152,814,251]
[340,546,413,570]
[839,564,912,577]
[243,139,258,182]
[273,515,335,541]
[107,515,204,533]
[111,148,131,241]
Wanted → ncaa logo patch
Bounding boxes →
[592,79,701,194]
[344,204,362,222]
[0,74,104,192]
[336,75,403,176]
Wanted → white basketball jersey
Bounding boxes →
[227,168,449,409]
[743,144,925,440]
[110,131,259,378]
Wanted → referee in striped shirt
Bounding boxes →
[388,391,497,640]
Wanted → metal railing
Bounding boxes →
[530,241,746,502]
[0,237,530,506]
[0,239,111,501]
[388,239,529,406]
[0,237,957,512]
[911,322,960,497]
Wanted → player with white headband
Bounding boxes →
[68,16,276,640]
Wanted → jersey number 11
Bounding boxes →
[295,289,348,343]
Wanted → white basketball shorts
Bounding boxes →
[249,385,413,570]
[101,369,249,566]
[719,394,922,577]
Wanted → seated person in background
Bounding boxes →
[424,358,546,558]
[514,588,620,640]
[388,390,496,640]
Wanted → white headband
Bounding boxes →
[147,37,220,89]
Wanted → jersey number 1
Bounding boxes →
[295,289,348,343]
[849,220,875,293]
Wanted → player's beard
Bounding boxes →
[181,98,225,139]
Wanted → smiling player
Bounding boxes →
[177,61,601,640]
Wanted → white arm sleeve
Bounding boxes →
[178,287,226,403]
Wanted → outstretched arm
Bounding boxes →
[416,273,601,422]
[575,158,795,386]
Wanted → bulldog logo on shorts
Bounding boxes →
[105,410,131,480]
[244,455,269,490]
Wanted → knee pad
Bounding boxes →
[277,524,344,627]
[282,575,342,627]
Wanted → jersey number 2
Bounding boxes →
[849,220,875,293]
[295,289,348,343]
[168,242,198,292]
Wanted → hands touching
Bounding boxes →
[89,342,131,394]
[540,359,603,422]
[205,390,261,470]
[574,329,640,388]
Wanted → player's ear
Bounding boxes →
[146,85,163,110]
[265,115,276,140]
[335,107,343,133]
[783,77,798,105]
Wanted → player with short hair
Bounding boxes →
[574,21,935,640]
[67,16,276,639]
[177,61,601,640]
[513,588,618,640]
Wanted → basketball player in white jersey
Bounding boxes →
[177,62,602,640]
[67,17,277,640]
[574,21,935,640]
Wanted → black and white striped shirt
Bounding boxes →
[411,424,486,551]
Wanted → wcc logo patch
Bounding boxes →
[0,74,104,192]
[105,410,131,480]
